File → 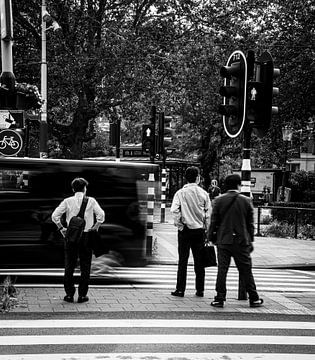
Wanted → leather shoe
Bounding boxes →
[210,299,224,308]
[249,298,264,308]
[63,295,74,303]
[78,296,89,303]
[195,291,204,297]
[171,290,184,297]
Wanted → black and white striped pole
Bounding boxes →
[160,168,167,223]
[240,126,252,198]
[146,172,155,257]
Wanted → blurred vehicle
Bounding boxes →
[0,157,158,275]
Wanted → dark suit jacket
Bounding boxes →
[208,191,254,246]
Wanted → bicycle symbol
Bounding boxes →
[0,135,20,150]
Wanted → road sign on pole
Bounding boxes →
[0,128,23,156]
[0,110,24,129]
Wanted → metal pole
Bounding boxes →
[146,172,155,257]
[160,168,166,223]
[280,141,288,201]
[115,117,121,162]
[40,0,48,158]
[239,124,252,300]
[240,126,252,197]
[0,0,15,93]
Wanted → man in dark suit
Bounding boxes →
[208,174,263,308]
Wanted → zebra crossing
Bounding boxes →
[110,265,315,292]
[0,318,314,359]
[4,265,315,293]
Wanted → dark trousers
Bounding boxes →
[215,244,259,302]
[175,227,205,293]
[64,233,92,297]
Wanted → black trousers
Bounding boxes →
[215,244,259,302]
[175,227,205,293]
[64,233,92,297]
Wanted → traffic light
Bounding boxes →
[218,50,247,138]
[109,122,117,146]
[142,124,155,155]
[158,113,175,156]
[247,51,279,137]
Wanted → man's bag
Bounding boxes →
[200,241,217,268]
[65,197,88,244]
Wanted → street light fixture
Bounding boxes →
[40,0,60,158]
[280,125,293,202]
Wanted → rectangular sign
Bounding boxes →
[0,110,24,129]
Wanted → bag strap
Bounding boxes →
[77,196,88,218]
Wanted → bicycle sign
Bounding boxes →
[0,129,23,156]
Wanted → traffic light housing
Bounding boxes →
[142,124,155,155]
[157,113,175,156]
[247,51,279,137]
[219,50,247,138]
[109,122,117,146]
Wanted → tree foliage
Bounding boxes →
[9,0,315,185]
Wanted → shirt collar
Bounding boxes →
[183,183,198,188]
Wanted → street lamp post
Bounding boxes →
[280,125,293,202]
[306,117,315,155]
[40,0,60,158]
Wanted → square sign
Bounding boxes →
[0,110,24,129]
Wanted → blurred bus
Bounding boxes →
[0,157,158,274]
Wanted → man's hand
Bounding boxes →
[59,227,67,238]
[89,223,101,232]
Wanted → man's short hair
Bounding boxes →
[224,174,241,190]
[71,177,88,193]
[185,166,200,183]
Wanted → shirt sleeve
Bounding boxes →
[246,199,255,242]
[204,192,212,231]
[92,198,105,224]
[51,199,67,229]
[170,190,184,230]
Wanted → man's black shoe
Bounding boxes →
[63,295,74,303]
[78,296,89,303]
[210,300,224,308]
[171,290,184,297]
[195,291,204,297]
[249,298,264,308]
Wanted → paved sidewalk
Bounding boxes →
[2,205,315,316]
[153,206,315,268]
[7,287,315,316]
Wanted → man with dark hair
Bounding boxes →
[170,166,211,298]
[208,174,263,308]
[52,177,105,303]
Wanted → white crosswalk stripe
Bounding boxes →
[3,265,315,292]
[0,318,314,359]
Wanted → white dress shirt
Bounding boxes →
[171,183,211,231]
[52,192,105,232]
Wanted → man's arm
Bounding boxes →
[246,199,255,242]
[207,199,219,244]
[170,191,184,230]
[51,199,67,237]
[90,198,105,231]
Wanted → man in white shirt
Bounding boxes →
[170,166,211,298]
[52,177,105,303]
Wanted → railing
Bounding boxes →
[256,205,315,238]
